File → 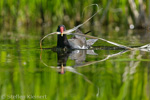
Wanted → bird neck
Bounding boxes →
[57,34,71,48]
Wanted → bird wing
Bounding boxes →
[86,39,98,46]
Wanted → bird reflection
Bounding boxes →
[69,50,97,66]
[40,47,129,75]
[54,49,97,74]
[56,50,71,74]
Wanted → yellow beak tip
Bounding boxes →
[61,33,63,36]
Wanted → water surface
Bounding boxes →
[0,27,150,100]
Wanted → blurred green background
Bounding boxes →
[0,0,150,100]
[0,0,150,30]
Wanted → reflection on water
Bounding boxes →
[0,27,150,100]
[41,49,99,74]
[41,48,129,75]
[41,47,131,84]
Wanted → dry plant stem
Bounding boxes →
[63,8,103,34]
[72,32,132,50]
[40,32,58,50]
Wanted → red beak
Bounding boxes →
[60,26,64,36]
[60,67,64,74]
[60,64,64,74]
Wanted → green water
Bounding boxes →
[0,27,150,100]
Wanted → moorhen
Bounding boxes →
[57,25,98,49]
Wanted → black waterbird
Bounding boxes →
[57,25,98,49]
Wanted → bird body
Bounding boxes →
[57,25,97,49]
